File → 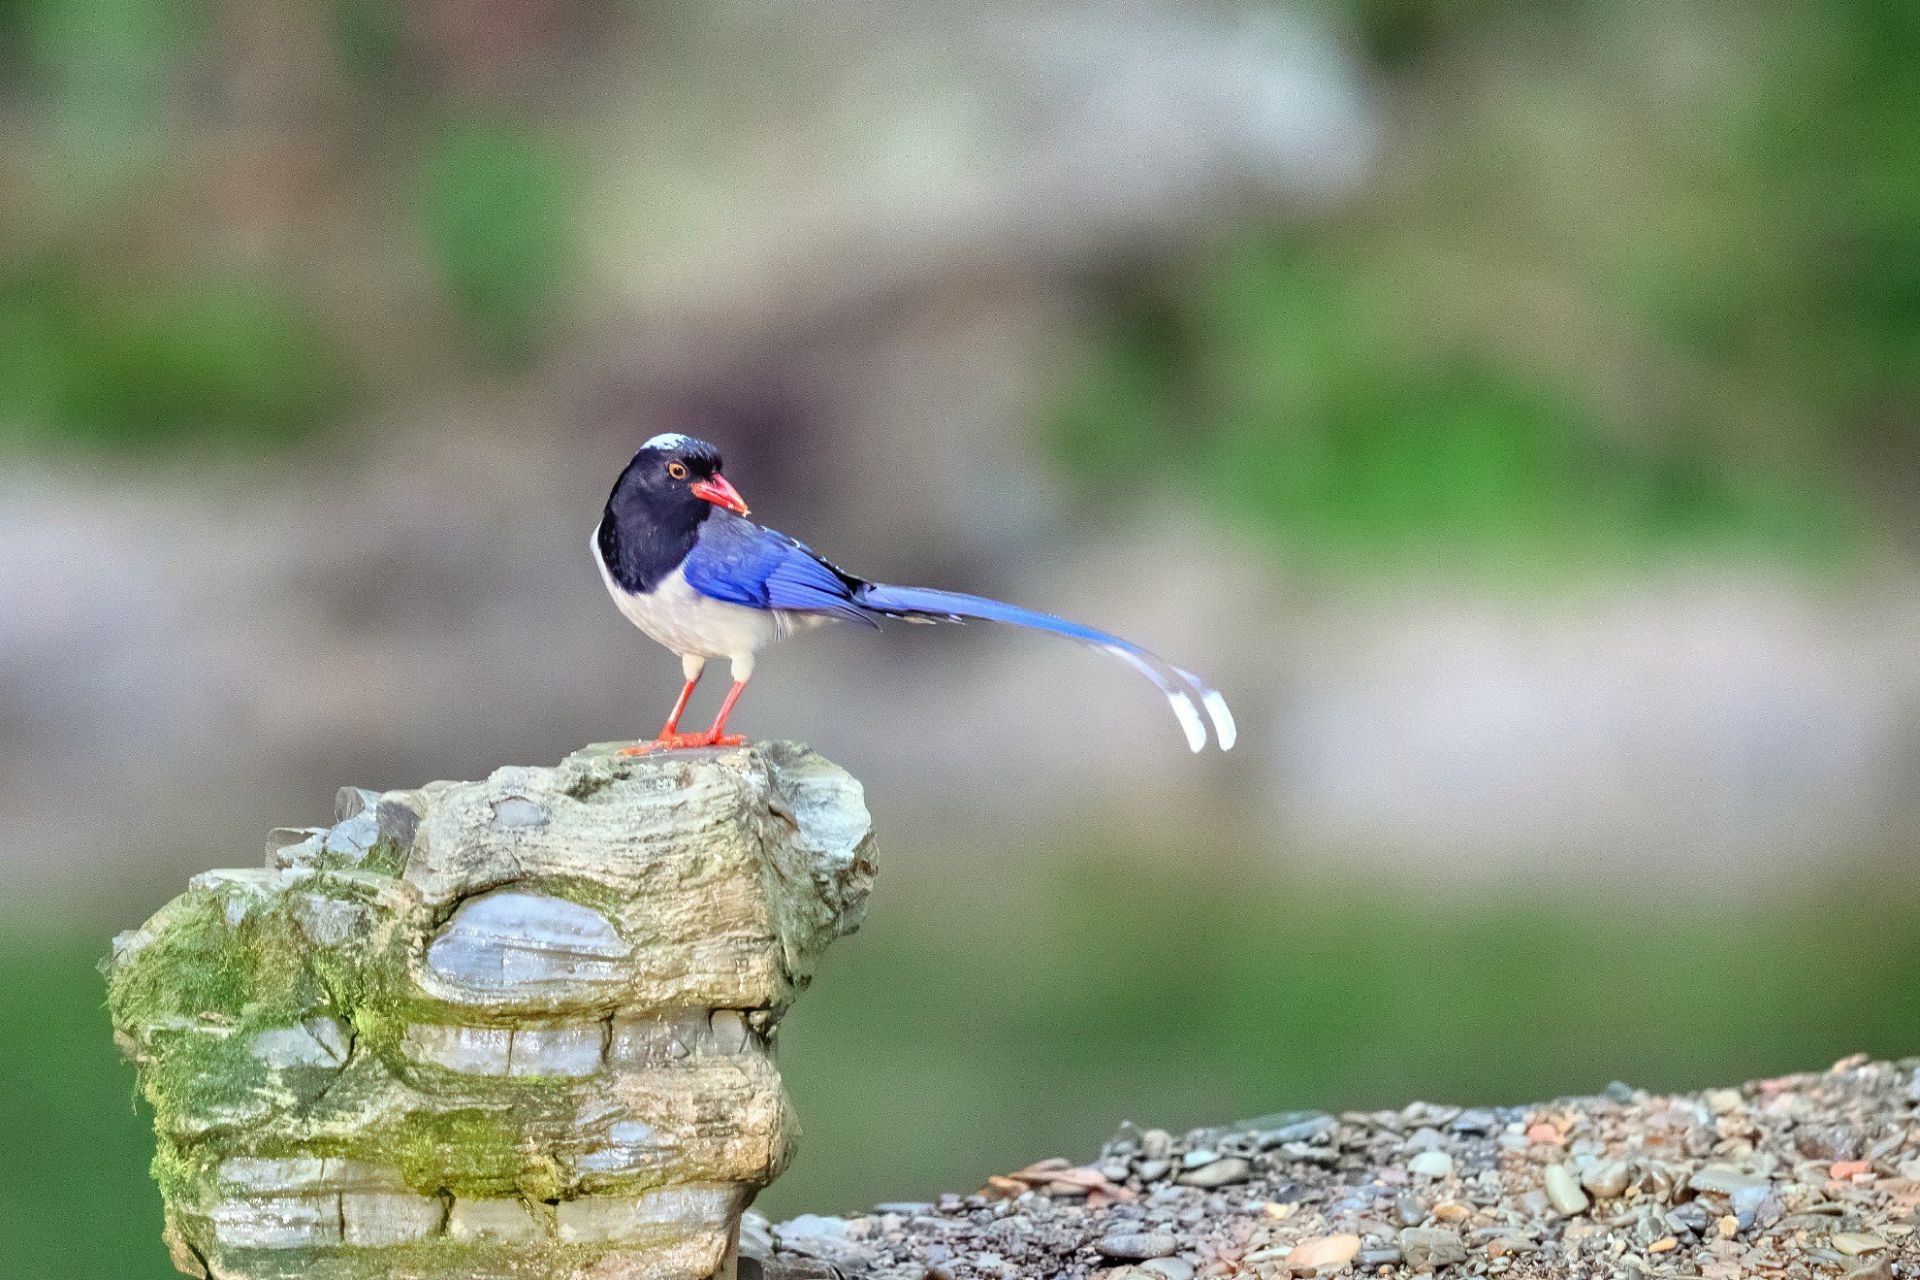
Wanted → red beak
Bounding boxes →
[690,473,750,516]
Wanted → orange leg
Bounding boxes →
[658,677,699,737]
[620,678,748,754]
[696,679,749,747]
[620,676,700,755]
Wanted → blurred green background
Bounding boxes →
[2,1,1917,1275]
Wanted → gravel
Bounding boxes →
[752,1055,1920,1279]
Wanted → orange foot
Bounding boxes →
[619,732,748,756]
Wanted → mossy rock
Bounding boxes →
[105,743,875,1280]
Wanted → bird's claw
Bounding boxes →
[619,732,747,756]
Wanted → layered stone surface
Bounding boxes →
[105,742,875,1280]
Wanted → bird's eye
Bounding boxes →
[667,462,689,480]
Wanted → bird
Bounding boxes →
[592,433,1235,754]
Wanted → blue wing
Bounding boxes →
[680,513,876,625]
[681,513,1235,752]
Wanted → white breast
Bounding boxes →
[592,534,785,667]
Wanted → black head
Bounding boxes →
[598,434,752,592]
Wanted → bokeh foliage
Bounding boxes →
[1050,2,1916,568]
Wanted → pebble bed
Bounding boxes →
[752,1055,1920,1280]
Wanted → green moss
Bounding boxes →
[387,1107,527,1198]
[518,876,645,931]
[149,1142,211,1208]
[358,839,409,880]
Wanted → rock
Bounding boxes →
[341,1192,442,1246]
[248,1017,352,1069]
[1141,1129,1173,1160]
[1286,1234,1360,1269]
[206,1195,340,1249]
[1176,1157,1251,1188]
[1543,1164,1589,1216]
[1664,1203,1709,1236]
[1449,1108,1498,1135]
[507,1023,607,1077]
[265,827,326,868]
[1795,1123,1862,1162]
[422,890,632,1003]
[1135,1159,1172,1183]
[289,893,371,948]
[448,1200,540,1243]
[773,1214,854,1248]
[1832,1233,1887,1256]
[1581,1160,1631,1199]
[1095,1231,1179,1260]
[1408,1150,1454,1178]
[1356,1247,1404,1267]
[1403,1126,1448,1152]
[1688,1164,1770,1196]
[1140,1258,1195,1280]
[322,811,379,860]
[104,743,875,1280]
[1399,1227,1467,1268]
[1181,1148,1220,1168]
[1255,1115,1338,1146]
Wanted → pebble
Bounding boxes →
[1664,1203,1709,1236]
[1286,1234,1360,1269]
[1258,1115,1338,1147]
[1831,1233,1886,1256]
[1581,1160,1631,1199]
[1543,1165,1589,1216]
[1688,1164,1769,1195]
[1796,1123,1862,1162]
[757,1068,1915,1280]
[1450,1108,1498,1136]
[1399,1227,1467,1268]
[1175,1157,1251,1188]
[1279,1142,1339,1166]
[1095,1231,1178,1261]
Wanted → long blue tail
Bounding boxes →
[854,583,1235,752]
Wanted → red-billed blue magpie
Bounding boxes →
[594,434,1235,753]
